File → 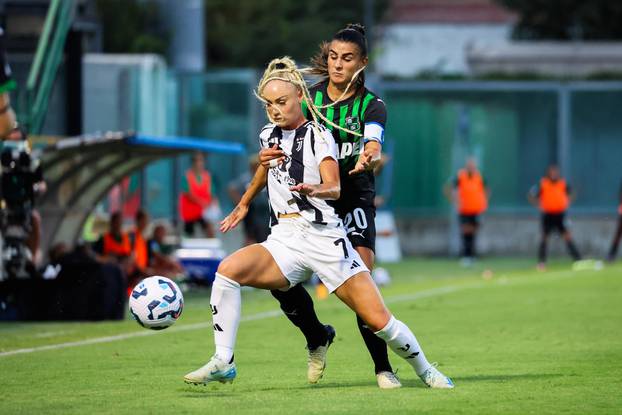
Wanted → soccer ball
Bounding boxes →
[129,276,184,330]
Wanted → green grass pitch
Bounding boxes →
[1,258,621,414]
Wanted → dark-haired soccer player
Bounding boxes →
[260,24,401,389]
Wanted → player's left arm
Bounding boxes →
[290,128,340,200]
[348,140,382,176]
[291,157,340,200]
[349,97,386,176]
[567,183,577,202]
[483,177,492,200]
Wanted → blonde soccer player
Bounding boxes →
[260,23,400,388]
[183,57,454,389]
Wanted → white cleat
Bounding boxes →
[307,325,336,384]
[376,371,402,389]
[184,355,237,385]
[419,364,454,389]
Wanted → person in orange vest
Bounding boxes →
[93,211,132,263]
[528,164,581,270]
[607,180,622,262]
[129,208,150,271]
[125,208,152,293]
[179,152,215,237]
[445,158,490,265]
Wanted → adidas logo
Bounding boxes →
[350,260,361,270]
[213,324,224,332]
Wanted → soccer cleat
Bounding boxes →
[307,325,336,384]
[183,355,237,385]
[376,371,402,389]
[419,364,454,389]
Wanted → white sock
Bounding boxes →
[210,273,241,363]
[375,316,432,375]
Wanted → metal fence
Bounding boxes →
[378,81,622,215]
[83,62,622,219]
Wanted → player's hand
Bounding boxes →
[289,183,319,197]
[349,142,381,175]
[259,144,285,168]
[220,204,249,233]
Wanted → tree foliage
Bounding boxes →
[205,0,388,67]
[495,0,622,40]
[96,0,169,55]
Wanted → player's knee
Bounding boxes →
[356,303,391,332]
[217,256,241,280]
[273,284,310,311]
[363,311,391,332]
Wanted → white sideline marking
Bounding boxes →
[0,310,283,358]
[0,270,580,358]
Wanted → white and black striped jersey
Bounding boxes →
[259,121,341,226]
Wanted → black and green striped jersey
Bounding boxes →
[0,28,16,94]
[302,81,386,199]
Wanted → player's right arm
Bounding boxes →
[220,165,267,233]
[443,176,458,204]
[527,184,540,207]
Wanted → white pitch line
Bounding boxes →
[0,310,283,358]
[0,269,582,358]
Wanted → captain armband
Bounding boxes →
[362,122,384,145]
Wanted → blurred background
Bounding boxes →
[1,0,622,320]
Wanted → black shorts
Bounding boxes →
[332,193,376,252]
[459,214,480,227]
[542,213,567,235]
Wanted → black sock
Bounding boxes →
[271,284,327,349]
[609,241,620,260]
[609,223,622,259]
[356,314,393,374]
[538,240,547,263]
[464,234,475,258]
[566,240,581,261]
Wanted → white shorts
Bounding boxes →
[261,217,369,292]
